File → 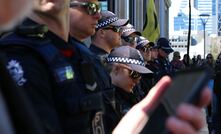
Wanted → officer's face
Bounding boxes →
[102,26,122,49]
[111,64,140,93]
[0,0,33,31]
[158,48,168,58]
[139,49,151,62]
[121,33,138,48]
[151,48,158,60]
[69,0,101,41]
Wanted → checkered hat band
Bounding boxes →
[122,28,135,33]
[96,17,118,29]
[137,40,147,46]
[106,57,145,66]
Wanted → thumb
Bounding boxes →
[113,76,172,134]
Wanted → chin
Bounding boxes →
[89,30,96,36]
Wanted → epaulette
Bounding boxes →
[15,24,48,38]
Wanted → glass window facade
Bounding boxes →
[173,0,213,34]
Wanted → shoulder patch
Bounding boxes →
[54,65,75,82]
[7,60,27,86]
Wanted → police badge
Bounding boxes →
[7,60,27,86]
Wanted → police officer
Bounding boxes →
[0,0,34,134]
[106,46,152,130]
[120,25,146,101]
[0,0,98,133]
[145,41,160,86]
[140,37,173,133]
[0,0,72,133]
[69,0,116,133]
[90,10,128,64]
[135,36,156,95]
[0,0,213,134]
[121,23,141,48]
[155,37,174,82]
[1,0,115,133]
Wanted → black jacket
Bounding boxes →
[0,18,115,134]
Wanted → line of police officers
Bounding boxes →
[0,9,174,134]
[0,0,207,134]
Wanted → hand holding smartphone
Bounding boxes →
[141,67,211,134]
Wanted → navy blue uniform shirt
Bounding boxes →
[0,18,115,134]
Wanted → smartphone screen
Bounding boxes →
[141,68,211,134]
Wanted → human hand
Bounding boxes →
[166,87,211,134]
[113,76,211,134]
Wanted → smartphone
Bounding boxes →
[141,67,211,134]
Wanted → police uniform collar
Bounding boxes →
[20,18,68,47]
[69,36,85,45]
[15,18,48,38]
[114,85,136,105]
[115,86,133,99]
[45,30,72,50]
[90,44,109,55]
[70,37,95,58]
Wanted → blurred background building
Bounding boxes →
[169,0,221,59]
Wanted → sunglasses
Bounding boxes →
[122,36,138,44]
[207,57,212,59]
[141,46,151,53]
[103,26,121,33]
[70,1,101,15]
[129,70,141,79]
